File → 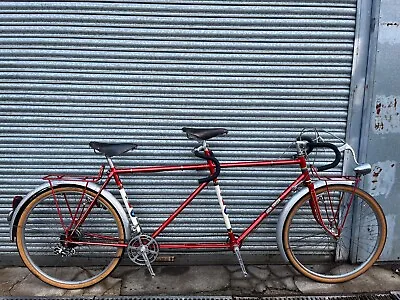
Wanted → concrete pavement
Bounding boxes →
[1,264,400,297]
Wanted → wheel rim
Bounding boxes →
[284,185,385,282]
[17,187,124,288]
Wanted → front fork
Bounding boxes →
[297,154,340,238]
[307,173,361,239]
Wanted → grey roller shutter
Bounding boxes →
[0,1,356,261]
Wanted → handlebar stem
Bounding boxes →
[193,140,208,153]
[193,144,221,184]
[204,148,215,171]
[295,141,308,157]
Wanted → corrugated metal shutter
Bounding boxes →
[0,1,356,262]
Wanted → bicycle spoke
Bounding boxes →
[284,185,386,283]
[17,186,124,289]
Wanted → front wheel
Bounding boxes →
[16,186,125,289]
[282,184,386,283]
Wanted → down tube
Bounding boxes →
[237,173,307,245]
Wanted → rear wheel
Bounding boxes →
[16,186,125,289]
[283,184,386,283]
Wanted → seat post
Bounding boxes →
[106,156,122,187]
[106,156,115,169]
[106,156,121,186]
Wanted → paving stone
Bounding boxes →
[339,266,400,293]
[2,264,400,297]
[294,266,400,294]
[9,268,122,297]
[111,265,141,277]
[0,267,30,296]
[247,265,271,280]
[254,264,270,270]
[294,277,346,294]
[10,273,66,297]
[225,265,241,272]
[64,276,122,296]
[265,278,286,290]
[230,278,254,290]
[254,282,267,293]
[269,264,296,278]
[231,269,247,279]
[121,265,230,295]
[280,276,299,292]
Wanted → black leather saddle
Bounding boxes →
[89,142,137,157]
[182,127,228,141]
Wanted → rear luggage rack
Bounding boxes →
[42,165,105,183]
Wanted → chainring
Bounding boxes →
[127,234,159,266]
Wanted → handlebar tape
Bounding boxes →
[307,141,342,172]
[193,150,221,184]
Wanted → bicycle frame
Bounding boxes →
[14,130,383,288]
[65,152,316,251]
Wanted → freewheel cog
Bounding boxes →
[127,234,159,266]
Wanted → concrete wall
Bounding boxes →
[362,0,400,260]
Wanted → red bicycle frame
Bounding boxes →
[61,152,316,251]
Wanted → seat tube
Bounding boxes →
[106,157,141,235]
[204,148,236,245]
